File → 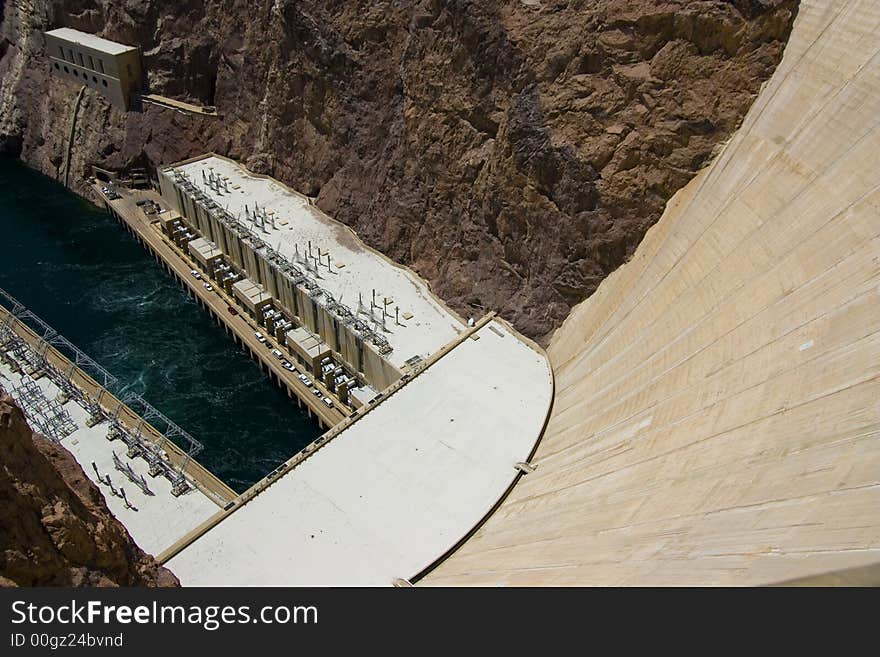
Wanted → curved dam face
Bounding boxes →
[425,0,880,586]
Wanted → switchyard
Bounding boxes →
[102,187,348,429]
[0,289,231,556]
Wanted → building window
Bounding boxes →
[58,46,64,59]
[126,63,132,76]
[73,69,78,77]
[98,59,105,73]
[53,62,59,70]
[92,75,97,83]
[88,55,94,69]
[67,48,74,62]
[77,52,84,66]
[102,79,108,87]
[63,65,69,73]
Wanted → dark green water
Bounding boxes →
[0,158,321,492]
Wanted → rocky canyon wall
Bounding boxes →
[0,0,797,338]
[0,393,178,587]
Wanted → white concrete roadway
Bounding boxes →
[167,319,552,585]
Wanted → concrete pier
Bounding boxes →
[166,314,553,585]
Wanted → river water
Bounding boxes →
[0,157,321,492]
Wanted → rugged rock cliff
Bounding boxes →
[0,0,797,338]
[0,393,178,587]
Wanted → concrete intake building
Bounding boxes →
[45,28,143,110]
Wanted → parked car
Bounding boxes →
[254,331,266,343]
[203,282,213,291]
[227,306,238,316]
[312,388,323,397]
[272,349,283,359]
[321,397,334,409]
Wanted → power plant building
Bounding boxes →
[157,155,465,391]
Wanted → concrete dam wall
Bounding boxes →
[425,0,880,585]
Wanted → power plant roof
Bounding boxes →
[165,155,466,369]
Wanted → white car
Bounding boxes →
[203,282,213,291]
[321,397,334,408]
[190,270,202,280]
[298,374,312,386]
[312,388,323,397]
[254,332,266,343]
[272,349,283,359]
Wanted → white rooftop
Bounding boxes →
[169,155,465,369]
[349,385,379,407]
[167,319,552,585]
[45,28,137,56]
[286,326,329,356]
[188,236,218,254]
[0,360,219,557]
